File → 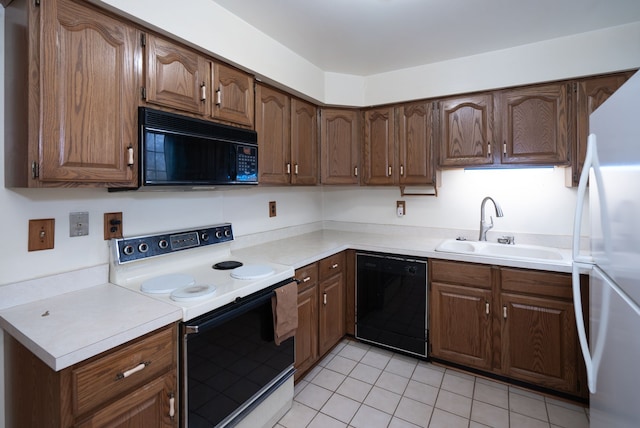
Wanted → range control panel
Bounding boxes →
[114,223,234,264]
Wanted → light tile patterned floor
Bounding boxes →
[275,338,589,428]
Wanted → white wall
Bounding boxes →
[323,168,578,240]
[94,0,640,106]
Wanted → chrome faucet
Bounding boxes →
[479,196,503,241]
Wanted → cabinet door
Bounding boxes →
[40,0,139,185]
[319,274,345,356]
[498,84,570,165]
[320,108,360,184]
[256,84,291,184]
[75,370,177,427]
[145,34,209,115]
[397,101,434,185]
[211,62,254,127]
[571,72,634,185]
[291,98,318,185]
[439,94,493,167]
[295,284,319,381]
[430,282,493,371]
[501,293,580,394]
[363,107,396,185]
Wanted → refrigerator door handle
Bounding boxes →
[572,134,597,264]
[572,262,603,394]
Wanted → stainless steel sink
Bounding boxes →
[434,239,567,261]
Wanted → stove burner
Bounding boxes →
[140,273,195,294]
[213,260,243,270]
[231,265,275,280]
[170,284,217,301]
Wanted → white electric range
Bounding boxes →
[109,223,295,321]
[109,223,297,427]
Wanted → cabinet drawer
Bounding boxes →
[500,268,572,299]
[296,263,319,292]
[430,259,492,289]
[319,252,345,279]
[72,324,176,417]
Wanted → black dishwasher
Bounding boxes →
[356,252,428,358]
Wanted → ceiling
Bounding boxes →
[212,0,640,76]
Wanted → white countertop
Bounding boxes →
[232,229,572,273]
[0,226,571,372]
[0,280,182,371]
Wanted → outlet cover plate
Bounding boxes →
[69,212,89,237]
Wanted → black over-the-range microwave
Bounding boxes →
[117,107,259,191]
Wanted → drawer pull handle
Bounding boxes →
[302,276,311,283]
[485,302,490,315]
[503,306,507,319]
[331,263,338,269]
[116,361,150,380]
[323,292,327,305]
[169,392,175,419]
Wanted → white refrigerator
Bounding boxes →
[572,70,640,427]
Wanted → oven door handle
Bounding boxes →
[184,279,294,335]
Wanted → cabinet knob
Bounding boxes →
[503,305,507,319]
[388,166,392,176]
[294,164,299,175]
[127,146,134,167]
[115,360,150,380]
[215,88,222,106]
[503,141,507,155]
[302,276,311,283]
[286,163,291,174]
[323,292,327,305]
[168,392,175,419]
[331,263,339,269]
[354,166,358,177]
[487,142,492,157]
[400,165,404,176]
[485,302,490,315]
[200,82,207,102]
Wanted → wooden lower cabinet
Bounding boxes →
[295,263,319,381]
[501,293,579,393]
[5,324,178,427]
[429,259,587,398]
[430,282,492,371]
[294,252,346,380]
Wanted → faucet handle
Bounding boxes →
[497,235,515,245]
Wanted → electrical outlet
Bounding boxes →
[28,218,55,251]
[396,200,406,217]
[104,212,123,240]
[269,201,277,217]
[69,212,89,237]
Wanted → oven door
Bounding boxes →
[180,281,295,427]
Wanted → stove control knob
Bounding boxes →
[158,239,169,249]
[201,232,209,242]
[215,230,223,239]
[123,245,134,256]
[138,242,149,253]
[224,229,232,237]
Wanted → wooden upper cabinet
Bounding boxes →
[256,83,318,185]
[363,107,396,185]
[320,108,360,184]
[497,83,570,165]
[33,0,139,186]
[570,71,634,186]
[211,63,255,127]
[144,35,255,127]
[144,34,210,116]
[439,94,493,167]
[291,98,318,185]
[256,84,291,184]
[397,101,435,185]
